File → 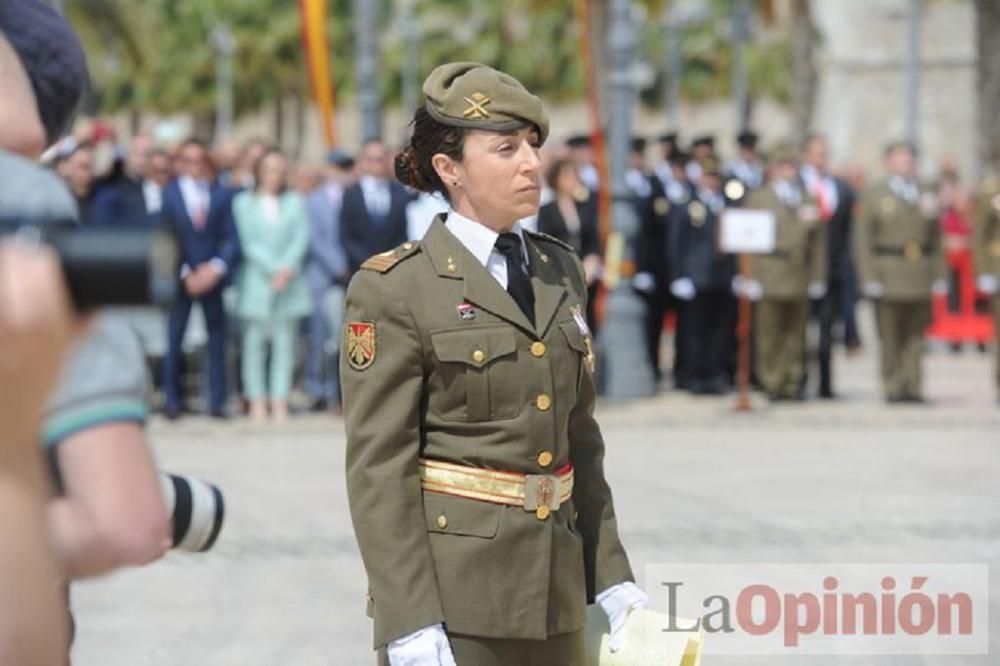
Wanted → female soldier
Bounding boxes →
[342,62,646,666]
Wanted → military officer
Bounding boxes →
[341,63,644,666]
[972,174,1000,401]
[854,141,947,403]
[723,129,765,205]
[630,137,674,382]
[743,144,827,401]
[668,156,737,394]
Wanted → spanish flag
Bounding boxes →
[298,0,336,149]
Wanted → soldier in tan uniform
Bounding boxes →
[972,175,1000,399]
[743,145,827,401]
[854,142,947,403]
[341,63,645,666]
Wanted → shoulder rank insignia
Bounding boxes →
[346,322,376,370]
[360,241,420,273]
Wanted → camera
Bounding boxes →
[1,150,179,312]
[1,218,179,312]
[160,473,225,552]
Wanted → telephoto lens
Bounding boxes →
[160,473,225,553]
[43,221,179,312]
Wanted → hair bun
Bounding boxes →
[394,145,425,191]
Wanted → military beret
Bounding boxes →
[691,134,716,149]
[737,130,759,149]
[630,137,647,154]
[423,62,549,145]
[0,0,89,145]
[699,156,722,176]
[668,150,690,166]
[657,132,679,145]
[566,134,592,148]
[768,141,798,164]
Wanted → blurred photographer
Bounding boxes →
[0,1,170,659]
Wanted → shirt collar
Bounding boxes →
[445,209,527,267]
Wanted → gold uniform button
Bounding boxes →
[531,342,546,357]
[536,394,551,411]
[538,451,553,467]
[436,515,448,529]
[472,349,486,363]
[536,505,551,520]
[403,242,414,251]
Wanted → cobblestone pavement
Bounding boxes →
[71,327,999,665]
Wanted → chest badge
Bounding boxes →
[346,322,376,371]
[456,302,477,321]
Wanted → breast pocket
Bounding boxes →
[557,319,589,397]
[429,325,520,422]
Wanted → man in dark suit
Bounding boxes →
[340,139,412,275]
[801,133,858,398]
[89,133,155,227]
[160,138,241,418]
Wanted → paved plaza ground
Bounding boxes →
[71,316,999,665]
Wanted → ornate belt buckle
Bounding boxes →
[523,474,560,520]
[904,240,923,262]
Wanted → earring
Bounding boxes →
[453,181,460,187]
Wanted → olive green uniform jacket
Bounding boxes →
[745,185,827,299]
[853,180,946,301]
[341,217,634,650]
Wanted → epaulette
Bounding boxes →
[525,229,574,253]
[360,241,421,273]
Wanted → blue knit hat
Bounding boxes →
[0,0,90,144]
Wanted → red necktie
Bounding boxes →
[192,187,208,230]
[813,180,832,222]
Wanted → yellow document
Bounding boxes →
[585,606,704,666]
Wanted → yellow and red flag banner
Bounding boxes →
[298,0,337,149]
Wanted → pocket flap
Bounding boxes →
[423,491,502,538]
[430,326,516,367]
[558,319,589,354]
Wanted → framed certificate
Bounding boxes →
[719,209,776,254]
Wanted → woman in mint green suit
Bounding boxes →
[232,149,312,421]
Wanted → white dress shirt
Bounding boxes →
[359,175,391,218]
[178,175,210,224]
[444,209,529,290]
[142,180,163,214]
[800,165,839,213]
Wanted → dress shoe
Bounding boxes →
[163,406,182,421]
[209,408,229,420]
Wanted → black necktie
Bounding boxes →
[495,233,535,325]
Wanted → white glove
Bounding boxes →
[670,277,696,301]
[807,281,827,300]
[977,274,998,295]
[931,279,949,296]
[387,623,456,666]
[597,582,650,653]
[732,275,763,301]
[863,281,884,299]
[632,271,656,294]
